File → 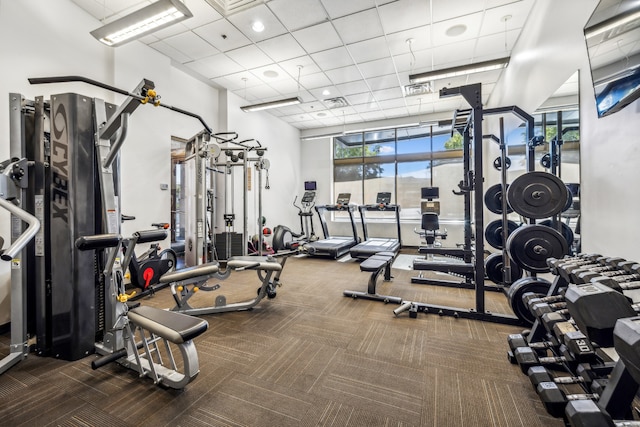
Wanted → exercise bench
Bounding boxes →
[168,255,285,316]
[344,251,402,304]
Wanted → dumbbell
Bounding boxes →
[575,262,640,285]
[560,257,627,284]
[566,399,640,427]
[569,260,635,284]
[508,333,558,354]
[528,365,611,394]
[537,381,600,418]
[514,330,596,374]
[565,316,640,425]
[564,282,640,348]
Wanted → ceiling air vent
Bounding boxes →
[323,97,349,109]
[204,0,267,16]
[403,82,433,97]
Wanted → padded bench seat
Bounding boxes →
[159,262,220,284]
[128,305,208,344]
[360,251,396,272]
[413,259,475,275]
[228,256,282,271]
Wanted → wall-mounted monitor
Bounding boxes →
[584,1,640,118]
[304,181,317,191]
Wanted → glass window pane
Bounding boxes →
[432,158,465,221]
[397,160,430,220]
[334,133,363,158]
[397,126,429,155]
[363,162,395,219]
[364,129,396,157]
[435,128,458,152]
[334,164,362,217]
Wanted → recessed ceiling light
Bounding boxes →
[322,89,330,96]
[445,24,467,37]
[252,21,265,32]
[263,70,279,78]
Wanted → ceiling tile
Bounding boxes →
[336,80,370,96]
[163,31,219,60]
[243,84,281,100]
[367,74,400,91]
[474,30,519,59]
[311,46,354,70]
[430,39,477,70]
[213,71,262,91]
[358,57,398,78]
[149,40,192,63]
[431,0,484,23]
[372,87,404,101]
[299,72,333,89]
[267,0,328,31]
[378,0,431,34]
[257,34,306,62]
[279,56,321,79]
[346,92,376,105]
[325,65,363,85]
[333,8,384,44]
[149,22,191,39]
[320,0,376,18]
[185,54,243,78]
[347,36,390,63]
[226,45,274,69]
[431,12,484,47]
[249,64,290,82]
[291,21,343,53]
[194,19,252,52]
[227,4,288,43]
[267,78,303,95]
[360,110,389,121]
[181,0,224,29]
[377,98,409,109]
[308,86,342,99]
[392,50,434,73]
[383,106,410,119]
[385,26,431,55]
[481,2,532,37]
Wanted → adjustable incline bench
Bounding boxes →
[344,251,402,304]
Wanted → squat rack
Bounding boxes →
[397,83,536,325]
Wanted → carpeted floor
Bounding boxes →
[0,253,563,427]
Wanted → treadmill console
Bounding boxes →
[376,192,391,204]
[336,193,351,206]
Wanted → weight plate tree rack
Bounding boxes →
[398,83,536,325]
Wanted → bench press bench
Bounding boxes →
[343,251,402,304]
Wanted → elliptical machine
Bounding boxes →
[294,188,318,243]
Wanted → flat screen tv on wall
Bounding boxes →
[584,0,640,118]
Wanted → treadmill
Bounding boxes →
[349,192,402,260]
[305,193,359,259]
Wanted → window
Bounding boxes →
[333,124,464,221]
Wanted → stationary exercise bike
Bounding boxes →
[121,217,177,298]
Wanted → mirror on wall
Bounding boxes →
[584,0,640,117]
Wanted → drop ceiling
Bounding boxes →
[71,0,538,130]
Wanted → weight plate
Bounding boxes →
[484,183,514,214]
[485,219,520,250]
[507,277,552,325]
[539,220,575,249]
[563,187,574,212]
[485,252,524,285]
[540,153,551,169]
[507,171,569,219]
[507,224,570,273]
[493,156,511,171]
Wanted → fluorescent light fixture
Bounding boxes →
[585,7,640,39]
[240,97,302,112]
[90,0,193,47]
[409,57,510,84]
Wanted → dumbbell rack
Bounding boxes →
[508,253,640,423]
